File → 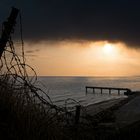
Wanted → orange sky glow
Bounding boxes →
[22,40,140,76]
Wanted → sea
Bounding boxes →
[37,76,140,107]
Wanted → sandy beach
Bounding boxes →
[82,92,140,126]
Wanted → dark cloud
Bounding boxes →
[0,0,140,47]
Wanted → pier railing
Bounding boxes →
[85,86,132,95]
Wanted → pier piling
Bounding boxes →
[85,86,131,95]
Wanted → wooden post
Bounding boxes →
[93,88,95,93]
[109,89,111,94]
[0,7,19,58]
[86,87,87,94]
[75,105,81,125]
[118,90,120,95]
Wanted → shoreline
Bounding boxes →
[81,96,128,117]
[82,91,138,117]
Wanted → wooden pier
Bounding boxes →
[85,86,132,95]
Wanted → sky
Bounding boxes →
[1,0,140,76]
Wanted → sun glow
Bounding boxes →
[24,40,140,76]
[100,43,120,60]
[103,44,114,54]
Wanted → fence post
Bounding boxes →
[75,105,81,125]
[0,7,19,58]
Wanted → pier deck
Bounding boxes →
[85,86,132,95]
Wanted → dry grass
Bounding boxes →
[0,76,65,140]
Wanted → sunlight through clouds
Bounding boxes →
[22,40,140,76]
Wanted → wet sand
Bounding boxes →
[115,92,140,127]
[81,97,127,116]
[83,91,140,128]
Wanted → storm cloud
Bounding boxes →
[0,0,140,47]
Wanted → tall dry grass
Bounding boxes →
[0,75,66,140]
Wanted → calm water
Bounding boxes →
[37,76,140,107]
